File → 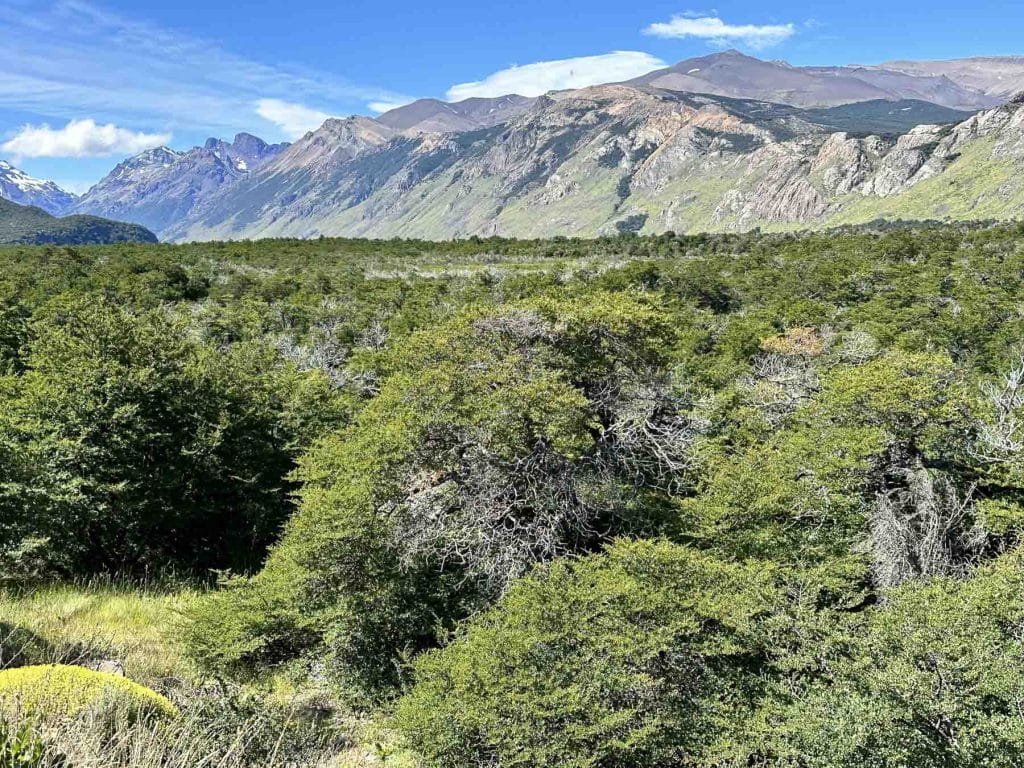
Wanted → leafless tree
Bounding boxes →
[394,441,593,592]
[740,327,834,426]
[355,316,390,351]
[391,374,707,594]
[593,375,709,492]
[839,329,880,364]
[974,352,1024,462]
[471,309,555,345]
[742,352,821,425]
[276,316,379,395]
[870,460,984,589]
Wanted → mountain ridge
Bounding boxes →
[71,133,288,235]
[163,83,1022,242]
[377,95,537,134]
[628,50,999,110]
[30,51,1024,242]
[874,56,1024,99]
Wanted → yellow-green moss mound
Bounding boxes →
[0,665,178,721]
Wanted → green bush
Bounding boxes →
[770,549,1024,767]
[0,665,177,722]
[0,299,343,575]
[186,293,695,696]
[394,539,781,768]
[0,717,54,768]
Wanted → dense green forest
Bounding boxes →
[5,223,1024,766]
[0,198,158,246]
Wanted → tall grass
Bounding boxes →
[0,576,201,686]
[1,579,418,767]
[3,694,351,768]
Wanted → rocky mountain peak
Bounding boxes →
[316,116,396,146]
[124,147,182,168]
[202,133,287,171]
[0,160,77,215]
[230,132,271,155]
[72,131,286,234]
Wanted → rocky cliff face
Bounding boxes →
[164,85,1024,242]
[0,161,76,215]
[71,134,287,236]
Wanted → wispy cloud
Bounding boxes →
[255,99,334,140]
[0,0,410,144]
[446,51,667,100]
[2,119,171,159]
[643,14,796,50]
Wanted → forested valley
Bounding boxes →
[5,223,1024,766]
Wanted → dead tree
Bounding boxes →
[974,352,1024,462]
[870,453,984,589]
[741,327,833,426]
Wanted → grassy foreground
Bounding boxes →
[0,582,418,767]
[0,580,199,686]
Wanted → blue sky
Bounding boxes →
[1,0,1020,192]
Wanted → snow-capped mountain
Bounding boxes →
[0,161,76,215]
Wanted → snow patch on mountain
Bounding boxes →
[0,161,77,215]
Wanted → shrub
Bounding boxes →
[0,665,177,722]
[187,294,696,696]
[0,300,344,575]
[394,539,780,768]
[771,549,1024,767]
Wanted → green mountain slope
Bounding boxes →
[802,99,976,136]
[0,198,157,245]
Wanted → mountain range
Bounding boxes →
[628,50,1001,110]
[65,133,289,236]
[9,50,1024,241]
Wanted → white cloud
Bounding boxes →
[446,51,667,100]
[255,99,333,139]
[1,119,171,159]
[643,15,796,49]
[367,100,413,115]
